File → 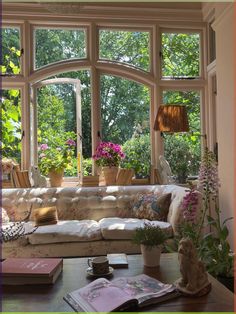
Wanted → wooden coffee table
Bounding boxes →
[2,253,234,312]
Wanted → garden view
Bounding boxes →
[1,27,201,180]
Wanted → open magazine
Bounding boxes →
[64,274,179,312]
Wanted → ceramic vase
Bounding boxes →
[48,169,64,187]
[101,166,119,186]
[141,244,161,267]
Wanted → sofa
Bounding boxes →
[2,185,193,258]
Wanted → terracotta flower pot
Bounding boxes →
[48,169,64,187]
[141,244,161,267]
[101,166,119,186]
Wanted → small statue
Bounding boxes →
[175,238,211,295]
[31,166,47,187]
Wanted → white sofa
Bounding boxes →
[2,185,192,258]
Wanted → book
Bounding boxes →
[2,258,63,285]
[107,253,128,268]
[64,274,179,312]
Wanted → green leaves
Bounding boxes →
[1,89,21,162]
[2,28,21,75]
[162,32,200,77]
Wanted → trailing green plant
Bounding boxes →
[132,222,167,249]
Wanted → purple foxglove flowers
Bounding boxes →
[181,188,199,223]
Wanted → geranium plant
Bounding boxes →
[92,141,125,167]
[38,133,76,175]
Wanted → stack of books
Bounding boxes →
[2,258,63,285]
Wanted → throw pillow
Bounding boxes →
[33,206,58,227]
[132,192,172,221]
[1,207,10,224]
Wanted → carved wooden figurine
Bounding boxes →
[175,238,211,295]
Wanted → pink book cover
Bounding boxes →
[2,258,63,277]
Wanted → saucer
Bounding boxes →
[86,266,114,277]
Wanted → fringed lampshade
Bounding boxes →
[154,105,189,132]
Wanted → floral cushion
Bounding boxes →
[132,192,172,221]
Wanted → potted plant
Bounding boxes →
[38,134,76,187]
[92,141,125,185]
[132,222,167,267]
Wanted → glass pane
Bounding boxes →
[162,90,201,180]
[101,75,150,178]
[162,32,200,78]
[1,27,21,75]
[35,28,86,69]
[37,70,91,177]
[99,30,150,71]
[1,89,21,163]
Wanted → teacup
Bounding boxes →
[88,256,109,275]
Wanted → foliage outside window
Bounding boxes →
[35,28,86,69]
[99,30,150,71]
[1,89,21,163]
[100,75,151,178]
[37,84,78,177]
[163,90,201,181]
[161,32,200,78]
[2,23,203,183]
[1,27,21,75]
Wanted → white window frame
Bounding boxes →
[2,11,207,183]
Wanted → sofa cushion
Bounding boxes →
[27,220,102,245]
[33,206,58,226]
[132,193,172,221]
[99,217,173,240]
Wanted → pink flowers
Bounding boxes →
[66,139,76,146]
[92,141,125,167]
[181,188,199,223]
[40,144,48,151]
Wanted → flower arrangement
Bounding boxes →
[38,135,76,176]
[92,141,125,167]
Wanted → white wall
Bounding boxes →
[213,4,234,248]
